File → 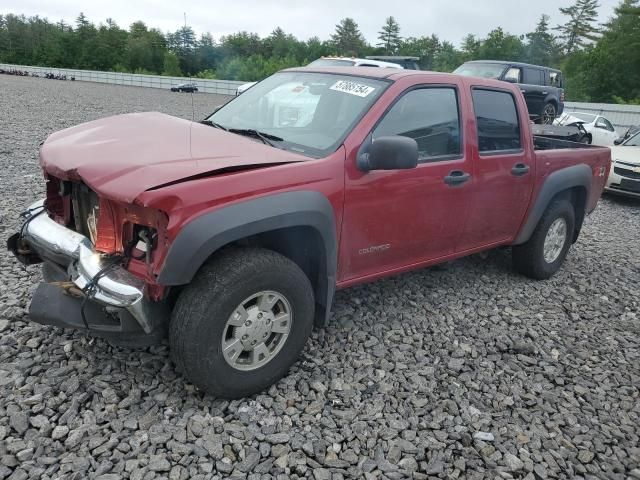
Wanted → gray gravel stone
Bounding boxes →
[265,433,290,444]
[51,425,69,440]
[473,431,495,442]
[503,453,524,472]
[0,74,638,480]
[148,455,171,472]
[237,449,260,472]
[9,412,28,434]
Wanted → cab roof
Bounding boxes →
[282,66,522,92]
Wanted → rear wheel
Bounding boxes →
[541,102,557,125]
[512,199,575,279]
[170,248,314,398]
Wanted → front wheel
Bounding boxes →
[512,199,575,279]
[541,102,557,125]
[170,248,314,399]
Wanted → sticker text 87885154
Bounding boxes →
[329,80,376,97]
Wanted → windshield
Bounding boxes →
[307,59,356,67]
[207,72,388,157]
[625,132,640,146]
[454,63,506,79]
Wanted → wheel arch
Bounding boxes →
[157,191,337,327]
[513,164,591,245]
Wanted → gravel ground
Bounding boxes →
[1,74,639,480]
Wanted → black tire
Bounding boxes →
[512,199,575,279]
[170,248,314,399]
[541,102,557,125]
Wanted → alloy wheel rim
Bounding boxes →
[543,217,567,263]
[543,104,556,124]
[221,291,292,371]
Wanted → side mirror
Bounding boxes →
[503,76,518,84]
[614,138,624,145]
[358,136,418,172]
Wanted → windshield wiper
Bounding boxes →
[228,128,283,147]
[200,119,228,131]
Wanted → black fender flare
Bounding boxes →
[513,164,592,245]
[157,191,337,323]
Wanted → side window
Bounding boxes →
[504,67,522,83]
[604,119,615,132]
[472,89,522,153]
[549,71,562,87]
[373,87,461,161]
[523,68,542,85]
[597,117,615,132]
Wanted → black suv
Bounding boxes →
[454,61,565,124]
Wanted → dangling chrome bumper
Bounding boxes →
[8,199,156,334]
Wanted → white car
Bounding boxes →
[554,112,620,146]
[235,57,403,96]
[605,131,640,198]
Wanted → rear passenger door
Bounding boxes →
[457,88,534,251]
[340,85,473,280]
[521,68,546,116]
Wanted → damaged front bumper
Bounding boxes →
[8,200,167,341]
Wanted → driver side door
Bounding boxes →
[339,85,474,282]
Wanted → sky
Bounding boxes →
[3,0,621,45]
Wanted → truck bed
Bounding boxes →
[533,135,596,151]
[532,137,611,214]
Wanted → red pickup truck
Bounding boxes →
[9,67,610,398]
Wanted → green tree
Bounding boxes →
[219,31,262,58]
[162,51,182,76]
[168,25,197,74]
[461,34,481,61]
[377,16,401,54]
[433,41,463,71]
[583,0,640,102]
[331,18,366,56]
[195,32,219,72]
[305,36,332,62]
[74,12,99,68]
[93,19,127,71]
[398,35,440,69]
[556,0,601,54]
[477,27,525,61]
[525,15,559,65]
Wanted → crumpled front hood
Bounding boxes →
[40,112,307,203]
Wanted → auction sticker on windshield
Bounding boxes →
[330,80,375,97]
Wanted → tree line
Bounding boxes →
[0,0,638,103]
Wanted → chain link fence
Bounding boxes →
[0,63,244,96]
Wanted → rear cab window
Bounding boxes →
[471,89,522,154]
